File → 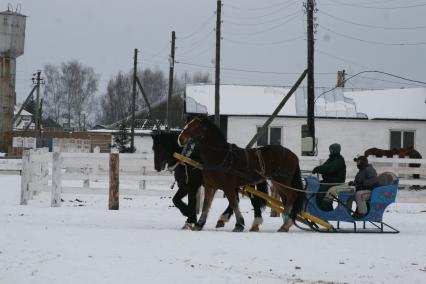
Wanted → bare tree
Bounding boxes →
[138,67,167,109]
[98,71,133,124]
[191,71,211,84]
[43,64,65,124]
[61,60,98,130]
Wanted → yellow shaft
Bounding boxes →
[173,152,333,229]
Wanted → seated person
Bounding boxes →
[349,155,379,218]
[312,143,346,211]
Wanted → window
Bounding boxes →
[256,127,282,146]
[390,130,415,149]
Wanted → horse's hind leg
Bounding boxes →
[278,205,294,232]
[216,189,239,228]
[193,187,216,231]
[224,188,245,232]
[216,205,233,228]
[249,196,263,232]
[272,183,296,232]
[249,182,267,232]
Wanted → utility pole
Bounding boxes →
[167,31,176,130]
[130,48,138,152]
[214,0,222,128]
[306,0,316,155]
[33,71,42,131]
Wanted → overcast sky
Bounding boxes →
[4,0,426,103]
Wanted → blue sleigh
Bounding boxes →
[301,176,399,233]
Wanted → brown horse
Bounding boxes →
[178,116,304,232]
[364,147,397,158]
[364,145,422,179]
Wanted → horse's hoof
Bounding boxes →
[249,225,260,232]
[232,225,244,232]
[181,223,194,230]
[192,224,203,231]
[277,225,289,232]
[215,220,225,228]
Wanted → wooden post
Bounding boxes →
[109,152,119,210]
[20,150,30,205]
[83,165,90,188]
[51,151,62,207]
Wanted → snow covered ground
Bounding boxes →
[1,174,426,284]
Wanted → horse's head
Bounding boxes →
[152,131,180,172]
[178,117,206,147]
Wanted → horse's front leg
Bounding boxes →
[193,186,216,231]
[225,188,245,232]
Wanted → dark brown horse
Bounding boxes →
[364,147,398,158]
[152,130,268,231]
[152,131,203,229]
[178,117,304,232]
[364,145,422,179]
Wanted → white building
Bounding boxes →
[13,106,34,130]
[185,84,426,159]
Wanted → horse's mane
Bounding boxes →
[201,117,227,142]
[152,131,181,153]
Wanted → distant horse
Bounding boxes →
[364,144,422,179]
[178,116,304,232]
[364,147,397,158]
[152,131,268,231]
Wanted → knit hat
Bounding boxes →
[329,143,341,154]
[354,155,368,165]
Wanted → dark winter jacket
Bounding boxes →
[314,153,346,183]
[354,164,379,191]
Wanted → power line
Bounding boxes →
[178,44,215,62]
[350,74,426,87]
[223,35,304,46]
[316,48,373,69]
[319,10,426,30]
[178,13,215,41]
[315,70,426,102]
[225,0,297,11]
[175,60,335,75]
[224,11,299,26]
[223,13,300,36]
[318,24,426,46]
[326,0,426,10]
[223,0,299,20]
[177,29,214,50]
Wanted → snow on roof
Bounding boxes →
[186,84,426,120]
[186,84,297,116]
[345,88,426,120]
[14,106,32,116]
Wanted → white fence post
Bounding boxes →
[41,147,49,189]
[392,155,399,177]
[28,149,37,200]
[20,150,30,205]
[51,151,62,207]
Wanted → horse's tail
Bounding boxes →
[290,164,305,221]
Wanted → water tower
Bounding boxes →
[0,4,26,153]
